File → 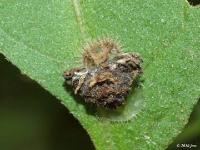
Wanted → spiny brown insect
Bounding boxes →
[83,38,121,67]
[63,38,143,109]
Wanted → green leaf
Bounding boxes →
[0,0,200,149]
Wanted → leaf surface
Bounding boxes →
[0,0,200,149]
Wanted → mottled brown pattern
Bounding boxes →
[63,39,142,109]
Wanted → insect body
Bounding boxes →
[63,39,142,109]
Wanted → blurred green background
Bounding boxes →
[0,53,199,150]
[0,54,94,150]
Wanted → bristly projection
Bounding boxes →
[63,39,143,109]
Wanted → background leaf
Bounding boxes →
[0,0,199,150]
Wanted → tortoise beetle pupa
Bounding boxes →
[63,38,143,109]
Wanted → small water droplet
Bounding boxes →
[161,19,165,23]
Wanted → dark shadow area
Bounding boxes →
[187,0,200,6]
[167,99,200,150]
[0,54,95,150]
